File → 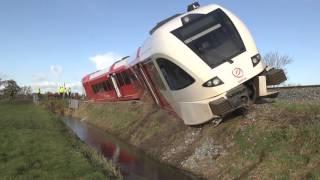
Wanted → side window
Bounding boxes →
[102,81,108,91]
[156,58,195,90]
[122,71,131,85]
[92,85,97,94]
[129,70,137,81]
[130,67,143,87]
[105,80,110,91]
[144,61,166,91]
[108,78,114,90]
[116,73,124,87]
[98,83,104,93]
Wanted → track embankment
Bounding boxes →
[67,88,320,179]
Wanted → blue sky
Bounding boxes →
[0,0,319,92]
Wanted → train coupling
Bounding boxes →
[209,85,249,116]
[254,68,287,98]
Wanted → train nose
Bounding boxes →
[210,85,250,116]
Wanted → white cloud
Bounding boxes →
[50,65,63,76]
[28,65,83,94]
[0,72,9,80]
[32,73,47,82]
[89,52,122,70]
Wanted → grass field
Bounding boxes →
[0,100,120,179]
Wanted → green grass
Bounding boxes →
[0,101,120,179]
[231,103,320,179]
[41,99,69,115]
[273,101,320,117]
[85,102,144,133]
[83,102,167,144]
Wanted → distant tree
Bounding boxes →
[0,78,3,96]
[19,86,32,96]
[3,80,21,100]
[263,51,292,72]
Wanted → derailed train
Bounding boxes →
[82,2,287,125]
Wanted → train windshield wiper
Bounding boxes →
[184,24,221,44]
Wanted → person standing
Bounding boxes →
[62,86,66,99]
[59,86,63,98]
[67,87,71,98]
[37,88,41,96]
[37,88,41,100]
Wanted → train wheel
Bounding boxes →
[211,117,223,127]
[246,82,257,105]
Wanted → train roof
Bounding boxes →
[109,56,129,74]
[82,57,130,83]
[132,3,221,65]
[149,4,220,35]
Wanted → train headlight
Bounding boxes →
[203,77,224,87]
[183,16,190,23]
[251,54,261,67]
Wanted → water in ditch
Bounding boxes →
[63,117,201,180]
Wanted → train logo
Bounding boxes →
[232,68,244,78]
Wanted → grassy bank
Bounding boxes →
[206,101,320,179]
[67,99,320,179]
[0,101,120,179]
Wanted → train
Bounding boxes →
[82,2,287,125]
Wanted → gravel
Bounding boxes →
[274,87,320,102]
[181,138,226,170]
[162,129,201,161]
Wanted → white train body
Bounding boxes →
[131,3,286,125]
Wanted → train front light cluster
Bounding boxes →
[251,54,261,67]
[203,77,224,87]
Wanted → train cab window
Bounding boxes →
[172,9,245,69]
[156,58,194,90]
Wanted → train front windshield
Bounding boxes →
[172,9,246,69]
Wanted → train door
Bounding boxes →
[111,74,122,98]
[114,70,141,100]
[139,61,175,112]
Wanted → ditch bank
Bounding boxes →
[49,95,320,179]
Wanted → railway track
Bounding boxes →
[269,84,320,90]
[269,84,320,102]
